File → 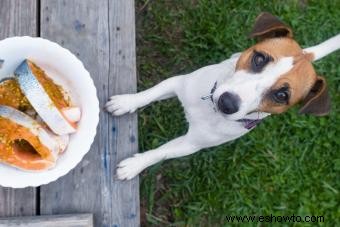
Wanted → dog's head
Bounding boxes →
[213,12,337,120]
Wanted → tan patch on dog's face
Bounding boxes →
[236,38,302,71]
[235,37,318,114]
[260,59,317,113]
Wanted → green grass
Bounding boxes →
[136,0,340,226]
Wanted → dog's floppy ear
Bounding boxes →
[249,12,293,41]
[299,76,331,116]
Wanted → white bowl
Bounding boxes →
[0,36,99,188]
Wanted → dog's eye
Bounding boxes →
[251,51,271,72]
[272,87,290,104]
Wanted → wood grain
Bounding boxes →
[0,213,93,227]
[108,1,140,226]
[0,0,37,217]
[39,0,140,226]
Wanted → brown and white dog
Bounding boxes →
[106,13,340,180]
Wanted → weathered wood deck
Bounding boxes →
[0,0,139,226]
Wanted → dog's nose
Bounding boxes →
[217,92,240,114]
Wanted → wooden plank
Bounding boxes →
[39,0,139,226]
[0,0,37,37]
[0,0,37,217]
[39,0,109,224]
[108,0,140,226]
[0,213,93,227]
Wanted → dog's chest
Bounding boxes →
[186,110,251,145]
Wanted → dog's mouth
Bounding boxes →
[237,118,263,130]
[236,111,268,130]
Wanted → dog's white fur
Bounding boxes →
[106,34,340,180]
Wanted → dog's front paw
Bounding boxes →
[116,154,146,180]
[105,94,139,116]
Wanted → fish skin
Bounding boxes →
[14,60,76,135]
[0,77,13,84]
[0,105,69,171]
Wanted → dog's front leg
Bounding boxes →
[105,76,184,116]
[116,134,201,180]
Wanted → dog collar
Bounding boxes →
[237,118,263,130]
[201,81,218,112]
[201,81,217,102]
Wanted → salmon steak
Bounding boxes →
[14,59,81,135]
[0,78,32,112]
[0,105,69,171]
[0,78,81,123]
